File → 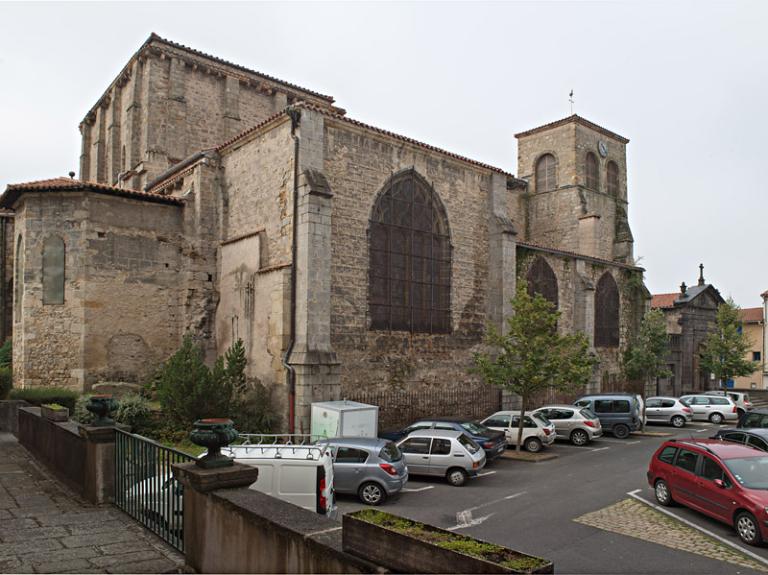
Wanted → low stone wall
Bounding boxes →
[17,407,86,497]
[0,400,28,434]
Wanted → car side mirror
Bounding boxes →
[713,479,726,489]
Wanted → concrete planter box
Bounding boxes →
[41,405,69,422]
[343,510,553,574]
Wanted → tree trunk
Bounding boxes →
[516,396,527,453]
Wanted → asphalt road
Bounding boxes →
[336,422,768,574]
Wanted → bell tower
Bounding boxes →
[515,115,634,264]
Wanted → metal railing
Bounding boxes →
[114,430,194,552]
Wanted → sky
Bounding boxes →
[1,0,766,307]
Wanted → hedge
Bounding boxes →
[10,387,79,412]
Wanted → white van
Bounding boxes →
[221,434,336,517]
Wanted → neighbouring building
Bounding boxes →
[651,266,725,396]
[1,34,649,431]
[732,305,765,390]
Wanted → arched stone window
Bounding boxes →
[526,256,558,309]
[586,152,599,191]
[535,154,557,192]
[13,236,23,322]
[595,272,619,347]
[42,236,65,305]
[607,161,619,197]
[369,170,451,334]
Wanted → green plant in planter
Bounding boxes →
[114,393,151,431]
[41,403,67,411]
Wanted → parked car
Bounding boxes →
[712,428,768,452]
[481,411,556,452]
[644,396,693,428]
[318,437,407,505]
[679,394,739,424]
[647,438,768,545]
[704,390,753,417]
[396,429,485,486]
[573,394,642,439]
[530,405,602,446]
[380,418,506,461]
[739,408,768,429]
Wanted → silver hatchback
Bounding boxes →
[397,429,486,486]
[645,396,693,428]
[320,437,408,505]
[531,405,603,445]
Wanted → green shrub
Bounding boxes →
[0,366,11,400]
[114,393,151,431]
[10,387,78,411]
[72,394,95,424]
[232,383,277,434]
[0,339,12,369]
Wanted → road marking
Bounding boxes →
[446,512,495,531]
[627,489,768,569]
[401,486,434,493]
[306,526,343,536]
[588,447,611,452]
[477,471,497,477]
[596,439,641,445]
[695,428,710,433]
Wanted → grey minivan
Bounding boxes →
[574,394,642,439]
[320,437,408,505]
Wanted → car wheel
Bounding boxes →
[735,511,763,546]
[709,412,724,424]
[571,429,590,446]
[446,468,468,487]
[524,437,543,452]
[654,479,674,506]
[358,482,387,506]
[612,424,630,439]
[671,415,686,428]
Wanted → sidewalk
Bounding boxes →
[0,433,184,574]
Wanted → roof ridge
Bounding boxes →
[2,177,182,207]
[514,114,629,144]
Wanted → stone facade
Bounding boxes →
[3,36,649,430]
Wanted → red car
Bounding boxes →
[647,438,768,545]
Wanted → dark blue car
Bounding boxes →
[380,417,506,461]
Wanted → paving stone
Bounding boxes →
[61,530,139,549]
[106,558,177,574]
[98,540,164,556]
[0,509,11,519]
[0,556,21,571]
[24,546,101,565]
[0,517,38,531]
[0,537,63,557]
[66,520,130,536]
[34,558,95,574]
[90,550,163,567]
[0,526,69,543]
[38,510,120,527]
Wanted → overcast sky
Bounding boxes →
[1,1,766,307]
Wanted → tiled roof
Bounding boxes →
[514,114,629,144]
[516,240,643,271]
[651,293,679,309]
[1,177,184,207]
[741,307,763,323]
[218,102,515,177]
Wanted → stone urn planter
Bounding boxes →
[343,510,553,574]
[41,404,69,422]
[190,418,239,469]
[86,395,118,426]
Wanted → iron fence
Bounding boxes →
[114,430,194,552]
[345,387,502,431]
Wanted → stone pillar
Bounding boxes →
[79,121,92,181]
[172,462,259,573]
[78,423,129,504]
[578,214,600,259]
[487,172,517,332]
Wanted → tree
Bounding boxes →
[700,299,758,388]
[622,309,671,429]
[473,282,598,451]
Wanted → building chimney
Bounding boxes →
[680,282,687,296]
[698,263,705,286]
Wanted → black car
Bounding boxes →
[712,428,768,452]
[379,417,507,461]
[739,409,768,429]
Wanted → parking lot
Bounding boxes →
[335,421,768,574]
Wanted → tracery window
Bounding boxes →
[594,272,619,347]
[586,152,599,190]
[526,257,558,309]
[369,170,451,334]
[607,161,619,197]
[42,236,65,305]
[535,154,557,192]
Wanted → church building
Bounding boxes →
[2,35,648,431]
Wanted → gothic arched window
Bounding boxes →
[14,236,23,322]
[595,272,620,347]
[586,152,599,191]
[607,161,619,197]
[369,170,451,334]
[526,257,558,309]
[42,236,65,305]
[535,154,557,192]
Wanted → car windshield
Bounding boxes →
[580,408,598,420]
[458,434,480,454]
[379,442,402,462]
[532,413,551,426]
[460,422,490,435]
[724,457,768,490]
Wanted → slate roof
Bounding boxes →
[1,178,184,208]
[651,284,725,309]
